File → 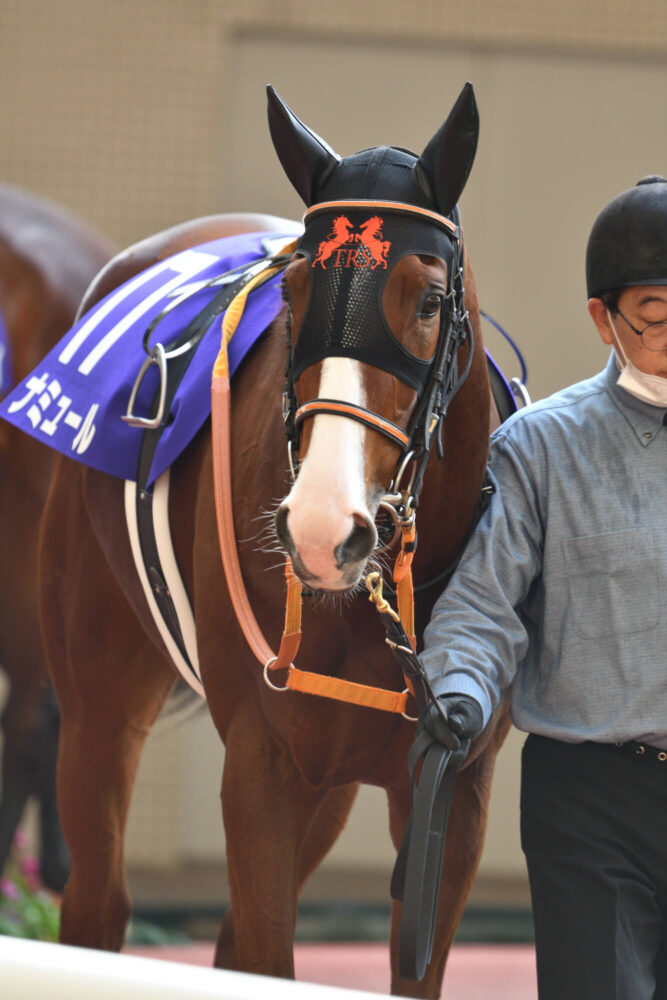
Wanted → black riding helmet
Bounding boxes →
[586,175,667,299]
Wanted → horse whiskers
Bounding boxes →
[251,497,286,523]
[262,559,293,574]
[366,553,386,576]
[251,520,285,561]
[302,588,358,613]
[237,499,285,545]
[298,554,391,612]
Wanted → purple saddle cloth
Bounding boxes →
[0,230,299,484]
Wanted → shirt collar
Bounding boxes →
[605,351,667,446]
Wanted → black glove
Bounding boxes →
[419,694,484,751]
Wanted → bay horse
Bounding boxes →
[0,184,113,891]
[38,84,510,997]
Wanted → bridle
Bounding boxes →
[281,199,475,534]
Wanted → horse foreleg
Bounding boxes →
[387,743,500,999]
[55,680,172,951]
[216,781,359,969]
[299,781,359,885]
[215,702,332,977]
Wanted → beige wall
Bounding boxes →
[2,2,666,887]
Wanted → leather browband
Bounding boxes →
[302,200,460,240]
[295,398,410,450]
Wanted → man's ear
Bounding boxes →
[588,298,614,346]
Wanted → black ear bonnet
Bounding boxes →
[267,81,479,215]
[268,83,479,453]
[306,145,438,209]
[267,84,479,398]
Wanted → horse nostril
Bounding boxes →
[275,504,293,552]
[334,514,377,569]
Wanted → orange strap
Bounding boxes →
[285,668,410,713]
[211,251,303,673]
[393,522,417,652]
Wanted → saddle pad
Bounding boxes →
[0,229,300,484]
[0,306,11,396]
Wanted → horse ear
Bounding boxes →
[267,85,341,207]
[414,82,479,217]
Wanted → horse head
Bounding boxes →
[268,84,479,591]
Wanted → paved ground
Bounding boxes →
[126,941,538,999]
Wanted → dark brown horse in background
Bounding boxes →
[0,185,112,890]
[38,85,510,997]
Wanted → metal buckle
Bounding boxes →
[287,440,299,482]
[375,500,402,550]
[382,451,417,526]
[400,687,418,722]
[121,344,168,429]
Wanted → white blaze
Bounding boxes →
[283,357,369,585]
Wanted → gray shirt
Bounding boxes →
[420,353,667,748]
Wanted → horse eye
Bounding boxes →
[417,293,442,319]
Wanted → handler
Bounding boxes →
[418,176,667,1000]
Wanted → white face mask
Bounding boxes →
[607,312,667,407]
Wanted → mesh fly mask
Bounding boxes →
[283,199,474,504]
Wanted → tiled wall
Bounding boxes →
[1,0,665,248]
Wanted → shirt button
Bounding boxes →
[643,431,652,439]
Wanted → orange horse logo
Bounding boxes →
[312,216,355,268]
[358,217,391,269]
[312,215,392,270]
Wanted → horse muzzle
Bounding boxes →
[275,503,377,591]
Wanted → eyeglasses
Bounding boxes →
[615,308,667,352]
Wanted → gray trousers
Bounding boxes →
[520,734,667,1000]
